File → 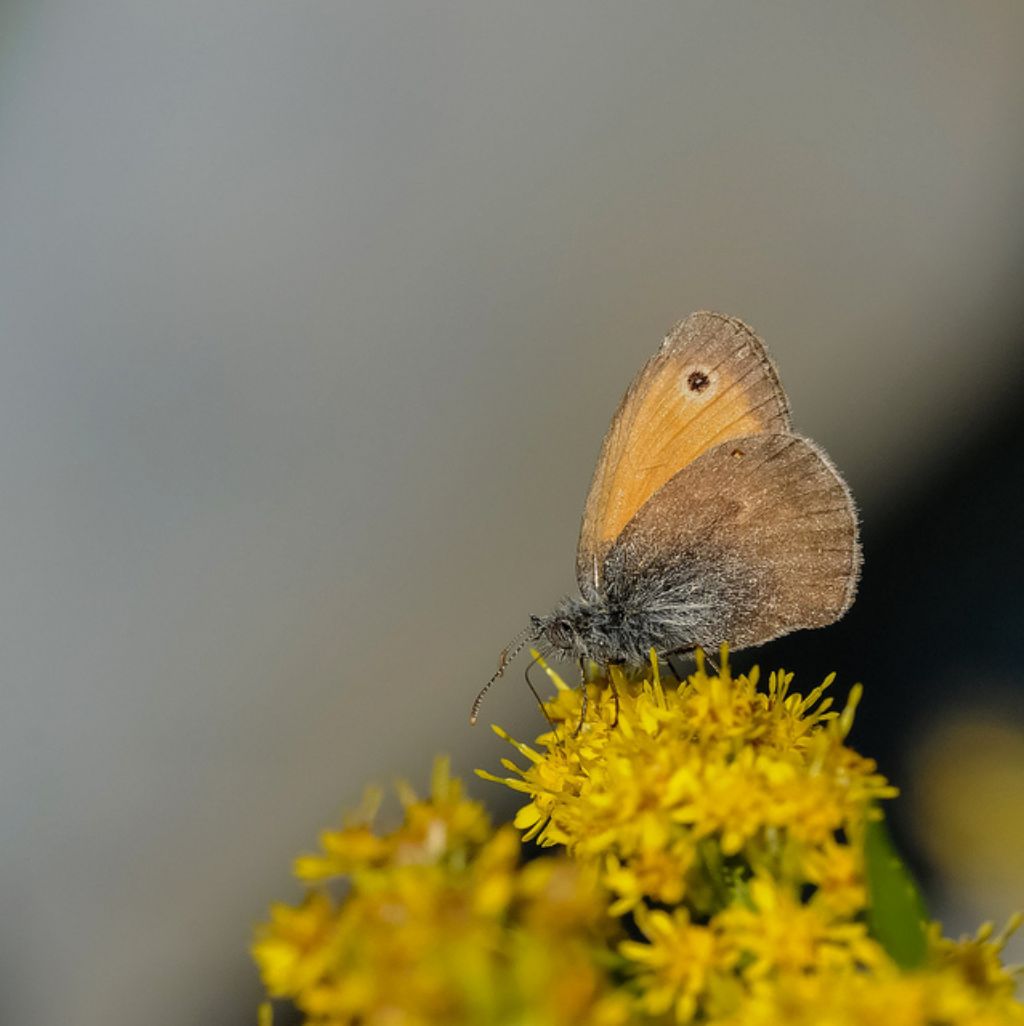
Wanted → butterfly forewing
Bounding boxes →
[576,311,791,592]
[604,433,860,649]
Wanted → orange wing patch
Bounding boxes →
[576,311,791,591]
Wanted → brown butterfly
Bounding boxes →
[471,311,860,723]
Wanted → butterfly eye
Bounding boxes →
[546,617,574,649]
[686,369,711,394]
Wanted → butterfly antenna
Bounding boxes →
[469,624,536,726]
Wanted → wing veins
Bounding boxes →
[654,358,768,454]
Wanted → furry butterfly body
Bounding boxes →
[536,429,858,664]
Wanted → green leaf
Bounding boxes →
[864,814,929,968]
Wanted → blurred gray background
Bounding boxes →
[1,3,1023,1024]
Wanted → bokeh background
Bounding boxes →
[1,3,1022,1024]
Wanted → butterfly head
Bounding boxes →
[532,597,623,665]
[531,609,578,657]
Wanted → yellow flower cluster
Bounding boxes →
[253,653,1023,1026]
[716,920,1024,1026]
[482,650,894,916]
[617,882,1023,1025]
[477,650,1023,1024]
[251,758,631,1026]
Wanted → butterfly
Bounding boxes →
[471,311,860,723]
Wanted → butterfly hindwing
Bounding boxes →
[576,311,791,593]
[603,432,860,649]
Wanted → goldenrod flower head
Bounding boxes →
[620,905,736,1023]
[714,960,1024,1026]
[481,649,895,912]
[475,652,1023,1024]
[252,757,631,1026]
[931,917,1024,1006]
[614,873,891,1023]
[254,658,1024,1026]
[714,874,886,979]
[292,758,491,883]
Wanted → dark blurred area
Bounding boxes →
[769,353,1024,942]
[1,4,1022,1025]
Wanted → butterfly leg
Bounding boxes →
[524,653,556,733]
[664,644,720,678]
[664,644,697,683]
[608,676,620,727]
[572,682,589,738]
[699,646,720,675]
[666,653,688,682]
